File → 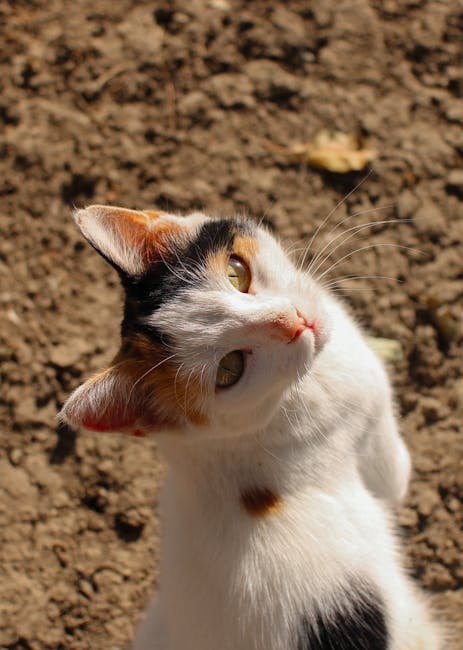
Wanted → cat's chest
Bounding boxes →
[159,492,389,650]
[160,473,388,592]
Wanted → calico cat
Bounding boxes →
[61,205,442,650]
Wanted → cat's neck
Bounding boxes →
[156,384,357,512]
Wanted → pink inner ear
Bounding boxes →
[80,412,133,433]
[74,205,184,276]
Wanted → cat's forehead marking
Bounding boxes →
[181,216,255,261]
[122,216,258,335]
[233,234,259,261]
[240,487,282,517]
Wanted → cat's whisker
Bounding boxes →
[316,243,421,283]
[298,169,373,271]
[255,433,291,466]
[321,274,399,290]
[308,218,412,278]
[257,196,278,228]
[297,206,397,274]
[282,239,306,259]
[170,247,196,279]
[158,248,189,284]
[126,353,178,404]
[327,287,391,297]
[197,362,209,408]
[173,362,186,407]
[327,202,397,235]
[306,206,401,274]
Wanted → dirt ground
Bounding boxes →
[1,0,462,648]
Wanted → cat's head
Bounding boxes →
[60,206,329,440]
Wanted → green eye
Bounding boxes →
[216,350,245,388]
[227,255,251,293]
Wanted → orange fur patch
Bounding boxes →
[240,487,281,517]
[118,334,209,428]
[143,210,163,220]
[233,235,259,262]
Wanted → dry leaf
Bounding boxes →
[366,336,404,364]
[270,130,377,173]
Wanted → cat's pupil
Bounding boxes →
[216,350,245,388]
[227,255,251,293]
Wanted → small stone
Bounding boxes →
[244,60,299,101]
[452,378,463,407]
[114,507,147,542]
[207,0,230,10]
[419,396,446,424]
[397,190,420,220]
[14,396,37,424]
[414,485,440,517]
[177,91,208,117]
[8,448,23,466]
[207,73,255,109]
[421,563,457,591]
[49,338,92,368]
[447,497,461,513]
[398,508,419,529]
[414,201,446,237]
[446,169,463,199]
[78,578,94,599]
[445,103,463,124]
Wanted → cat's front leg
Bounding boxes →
[357,405,411,505]
[131,595,167,650]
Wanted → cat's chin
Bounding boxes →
[284,326,318,381]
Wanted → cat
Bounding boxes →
[60,204,442,650]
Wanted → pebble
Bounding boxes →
[414,201,446,237]
[446,169,463,198]
[397,189,420,220]
[8,448,23,466]
[49,338,92,368]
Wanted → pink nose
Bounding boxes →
[270,309,313,344]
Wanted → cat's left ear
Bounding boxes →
[74,205,197,277]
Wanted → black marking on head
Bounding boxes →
[297,584,389,650]
[120,217,254,343]
[182,218,242,262]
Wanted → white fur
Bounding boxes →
[127,218,441,650]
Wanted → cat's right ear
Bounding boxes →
[73,205,188,277]
[59,361,170,435]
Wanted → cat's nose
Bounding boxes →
[269,309,312,344]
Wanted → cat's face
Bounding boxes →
[61,206,329,439]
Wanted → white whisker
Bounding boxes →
[308,218,412,278]
[316,243,421,283]
[298,169,373,270]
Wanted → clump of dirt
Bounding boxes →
[1,1,462,648]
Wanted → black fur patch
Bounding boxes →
[120,217,253,342]
[297,586,389,650]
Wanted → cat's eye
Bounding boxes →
[216,350,245,388]
[227,255,251,293]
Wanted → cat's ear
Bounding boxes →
[73,205,185,277]
[59,362,169,436]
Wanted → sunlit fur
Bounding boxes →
[61,206,442,650]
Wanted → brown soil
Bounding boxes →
[1,1,462,648]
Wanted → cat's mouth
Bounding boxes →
[269,308,316,345]
[288,309,317,344]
